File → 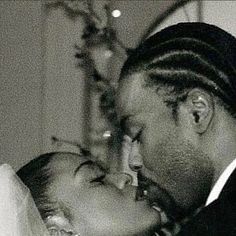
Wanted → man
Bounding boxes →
[116,22,236,235]
[17,151,160,236]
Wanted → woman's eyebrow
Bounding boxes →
[74,160,93,176]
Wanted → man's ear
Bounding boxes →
[183,89,214,134]
[45,215,78,235]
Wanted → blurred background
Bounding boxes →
[1,0,236,170]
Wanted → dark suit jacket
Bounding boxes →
[177,169,236,236]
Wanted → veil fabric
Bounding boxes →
[0,164,50,236]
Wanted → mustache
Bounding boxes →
[137,172,187,222]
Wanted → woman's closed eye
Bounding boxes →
[90,175,106,185]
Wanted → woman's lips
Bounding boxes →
[151,204,169,225]
[136,188,170,226]
[135,185,183,236]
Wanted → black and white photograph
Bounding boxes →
[1,0,236,235]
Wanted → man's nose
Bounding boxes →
[129,141,143,172]
[106,172,132,190]
[119,135,139,187]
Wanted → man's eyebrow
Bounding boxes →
[74,160,93,176]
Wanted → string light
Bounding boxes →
[112,9,121,18]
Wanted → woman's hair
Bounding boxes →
[17,152,57,220]
[120,23,236,118]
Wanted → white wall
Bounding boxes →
[203,1,236,38]
[0,1,43,170]
[150,1,236,38]
[0,1,110,170]
[151,0,199,35]
[0,1,89,169]
[43,7,86,154]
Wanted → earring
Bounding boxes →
[48,227,80,236]
[46,215,80,236]
[60,229,80,236]
[192,95,205,108]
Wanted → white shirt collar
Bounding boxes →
[205,158,236,206]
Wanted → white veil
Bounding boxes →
[0,164,50,236]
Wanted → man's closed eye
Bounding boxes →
[132,129,142,143]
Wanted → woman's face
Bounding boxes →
[47,153,160,236]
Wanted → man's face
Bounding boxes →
[47,153,160,236]
[117,73,214,220]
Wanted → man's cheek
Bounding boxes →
[141,146,155,169]
[144,143,165,165]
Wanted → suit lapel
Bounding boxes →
[219,168,236,201]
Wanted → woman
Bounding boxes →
[0,150,161,236]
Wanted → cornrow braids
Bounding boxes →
[120,34,236,118]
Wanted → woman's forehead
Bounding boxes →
[50,153,89,173]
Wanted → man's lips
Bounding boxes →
[137,172,186,222]
[135,188,182,236]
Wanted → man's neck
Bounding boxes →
[210,113,236,185]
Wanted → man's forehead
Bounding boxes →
[116,72,160,118]
[117,73,145,114]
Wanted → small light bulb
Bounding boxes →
[103,130,112,138]
[112,9,121,18]
[104,50,113,58]
[143,190,148,196]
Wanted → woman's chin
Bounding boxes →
[91,204,160,236]
[121,200,162,235]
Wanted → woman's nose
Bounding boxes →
[129,141,143,172]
